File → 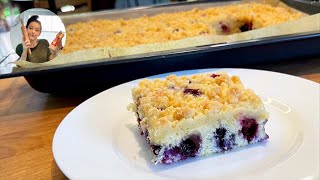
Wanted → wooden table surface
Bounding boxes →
[0,58,319,179]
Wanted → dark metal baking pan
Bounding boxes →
[0,0,319,94]
[281,0,320,14]
[15,31,320,94]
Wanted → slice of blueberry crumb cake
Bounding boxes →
[128,72,269,164]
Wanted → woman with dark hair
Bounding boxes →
[16,15,59,63]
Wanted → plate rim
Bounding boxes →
[52,68,320,179]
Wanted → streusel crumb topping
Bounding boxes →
[132,73,262,123]
[64,2,303,54]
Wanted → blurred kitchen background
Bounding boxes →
[11,0,195,14]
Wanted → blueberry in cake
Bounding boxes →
[128,72,269,164]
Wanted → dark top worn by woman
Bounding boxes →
[16,39,51,63]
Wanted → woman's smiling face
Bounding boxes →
[27,22,41,41]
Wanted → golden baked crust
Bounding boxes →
[63,2,303,54]
[129,72,269,146]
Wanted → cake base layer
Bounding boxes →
[138,117,268,164]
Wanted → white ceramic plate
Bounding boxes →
[52,69,319,179]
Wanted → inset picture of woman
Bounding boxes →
[11,8,66,63]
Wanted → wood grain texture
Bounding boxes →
[0,77,91,179]
[300,73,320,83]
[0,65,319,179]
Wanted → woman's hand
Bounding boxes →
[22,37,31,51]
[49,48,57,56]
[57,40,63,50]
[49,40,63,60]
[49,48,58,60]
[19,37,30,60]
